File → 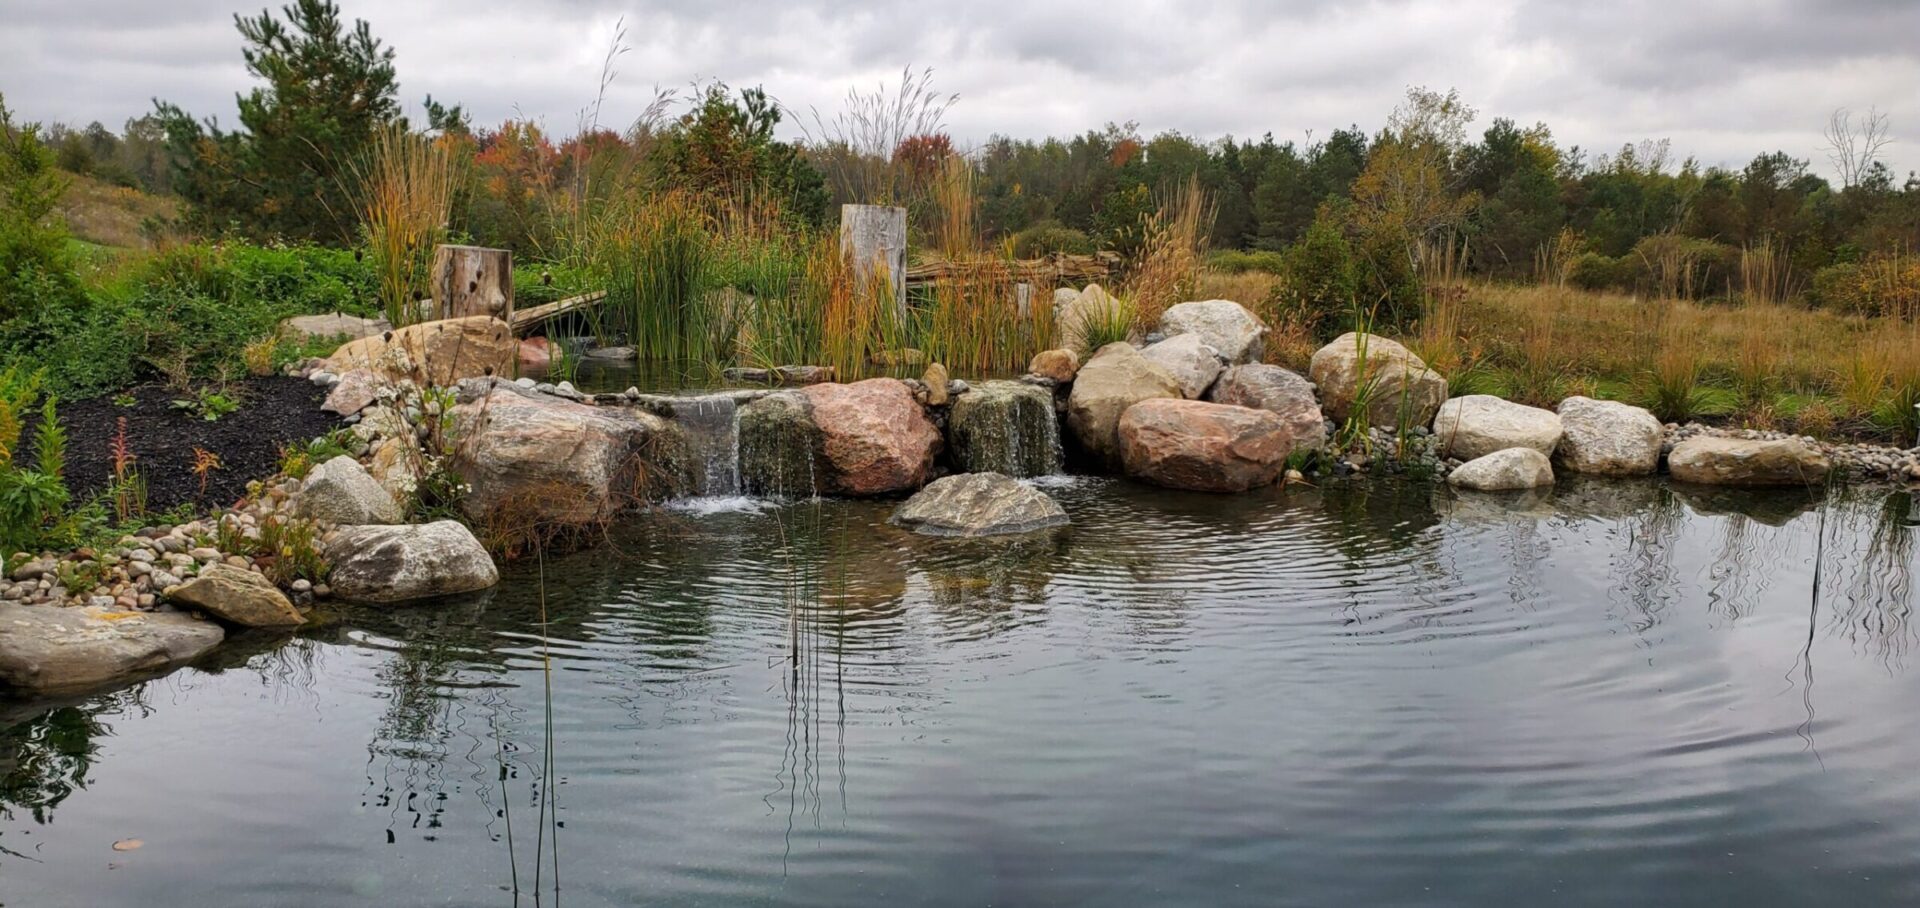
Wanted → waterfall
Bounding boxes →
[950,381,1064,477]
[677,395,742,497]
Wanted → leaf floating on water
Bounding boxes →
[112,838,143,852]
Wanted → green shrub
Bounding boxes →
[1207,249,1287,274]
[1568,252,1630,291]
[1278,217,1358,339]
[1011,220,1096,258]
[1806,256,1920,317]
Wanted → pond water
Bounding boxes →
[5,477,1920,906]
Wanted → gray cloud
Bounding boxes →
[1,0,1913,178]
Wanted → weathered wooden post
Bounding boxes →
[839,204,908,320]
[430,245,514,321]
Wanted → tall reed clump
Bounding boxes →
[802,234,909,380]
[1531,227,1582,287]
[1876,324,1920,443]
[1127,177,1214,329]
[914,160,1057,373]
[1644,307,1706,422]
[598,193,723,364]
[1412,235,1476,393]
[352,125,463,327]
[1738,237,1794,307]
[1733,298,1786,405]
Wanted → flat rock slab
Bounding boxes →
[0,604,224,694]
[1434,394,1563,460]
[165,563,305,628]
[1668,436,1832,487]
[889,472,1070,537]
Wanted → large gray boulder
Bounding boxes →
[0,604,224,694]
[1205,364,1326,453]
[947,381,1063,477]
[295,455,404,525]
[889,473,1069,537]
[1157,300,1266,364]
[1667,436,1832,487]
[1447,447,1555,491]
[1055,284,1128,352]
[164,563,304,628]
[1066,342,1183,469]
[1308,332,1448,431]
[1555,397,1663,476]
[326,520,499,603]
[1433,395,1563,461]
[1140,333,1226,399]
[452,384,664,524]
[738,390,826,498]
[1118,398,1293,492]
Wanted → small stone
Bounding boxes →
[190,547,221,564]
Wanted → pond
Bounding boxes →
[4,477,1920,906]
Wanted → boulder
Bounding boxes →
[0,603,224,694]
[801,379,942,496]
[1157,300,1267,364]
[921,362,950,406]
[1555,396,1663,476]
[1066,342,1183,469]
[888,472,1070,537]
[452,383,664,524]
[1307,332,1448,431]
[164,563,304,628]
[518,336,551,371]
[738,390,826,498]
[326,315,516,386]
[1433,395,1563,461]
[326,520,499,603]
[294,455,404,525]
[1117,398,1292,492]
[1447,447,1555,491]
[281,313,390,343]
[1056,284,1128,352]
[1667,436,1832,487]
[366,436,420,503]
[1028,348,1081,383]
[321,368,383,416]
[947,381,1063,477]
[1205,364,1326,454]
[1140,333,1226,399]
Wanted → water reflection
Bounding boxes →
[6,480,1920,906]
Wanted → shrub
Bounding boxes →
[1568,252,1630,292]
[1011,220,1096,258]
[1806,254,1920,318]
[1207,249,1287,274]
[1278,217,1358,339]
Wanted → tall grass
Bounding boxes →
[350,126,462,326]
[597,193,723,363]
[1644,308,1707,422]
[1413,235,1476,393]
[1127,177,1214,328]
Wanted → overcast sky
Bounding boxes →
[4,0,1916,179]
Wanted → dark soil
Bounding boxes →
[26,377,341,513]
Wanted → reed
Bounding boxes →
[1643,308,1706,422]
[1413,234,1476,392]
[349,125,462,327]
[597,192,723,363]
[1127,176,1214,328]
[1738,237,1795,307]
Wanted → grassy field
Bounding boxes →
[1196,268,1920,444]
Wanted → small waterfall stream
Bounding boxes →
[675,395,743,498]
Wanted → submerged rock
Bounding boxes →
[1141,333,1226,399]
[1446,447,1555,491]
[295,455,403,525]
[1308,332,1447,431]
[1118,398,1292,492]
[326,520,499,603]
[1205,364,1326,454]
[326,315,516,386]
[1157,299,1267,364]
[165,563,305,628]
[1555,396,1662,476]
[1667,436,1832,487]
[889,472,1070,537]
[1067,342,1183,469]
[947,381,1063,478]
[452,383,664,524]
[802,379,941,496]
[1433,395,1563,461]
[0,603,224,694]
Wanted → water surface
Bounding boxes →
[5,478,1920,906]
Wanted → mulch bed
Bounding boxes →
[26,377,341,514]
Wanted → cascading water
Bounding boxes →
[674,394,743,498]
[949,381,1064,478]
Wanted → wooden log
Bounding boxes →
[839,204,908,319]
[430,245,514,321]
[509,290,607,335]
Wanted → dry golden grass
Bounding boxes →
[350,126,463,326]
[1127,177,1214,327]
[54,170,179,250]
